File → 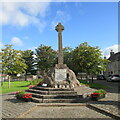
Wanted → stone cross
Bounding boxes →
[55,22,64,65]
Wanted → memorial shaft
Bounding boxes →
[58,32,63,64]
[55,23,64,65]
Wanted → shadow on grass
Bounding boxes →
[17,84,30,87]
[89,85,111,90]
[79,79,111,90]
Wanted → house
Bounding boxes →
[104,51,120,76]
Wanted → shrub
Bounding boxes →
[15,91,32,100]
[93,89,106,96]
[16,91,26,99]
[91,89,106,99]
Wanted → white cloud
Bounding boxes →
[51,10,71,30]
[0,2,51,32]
[11,37,23,46]
[103,44,120,58]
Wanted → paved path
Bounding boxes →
[19,106,111,118]
[1,84,119,119]
[87,80,120,118]
[1,94,36,118]
[75,82,120,118]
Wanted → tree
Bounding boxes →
[1,45,27,88]
[22,50,36,80]
[36,44,57,75]
[71,42,108,78]
[63,47,73,69]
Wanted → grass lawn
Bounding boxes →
[0,79,43,94]
[79,80,110,89]
[0,79,110,94]
[0,81,31,94]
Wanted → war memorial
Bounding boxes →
[27,23,82,103]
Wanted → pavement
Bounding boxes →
[1,83,120,119]
[19,106,111,118]
[88,80,120,119]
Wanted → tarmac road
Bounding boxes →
[93,79,119,92]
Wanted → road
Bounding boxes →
[93,79,119,93]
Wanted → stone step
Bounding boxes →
[32,97,84,103]
[26,89,47,95]
[33,86,74,91]
[27,89,77,95]
[31,93,83,99]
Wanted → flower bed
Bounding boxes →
[91,89,106,100]
[28,85,35,89]
[15,91,32,102]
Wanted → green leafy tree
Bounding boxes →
[1,45,27,88]
[22,50,36,80]
[71,42,108,77]
[36,44,57,75]
[63,47,73,69]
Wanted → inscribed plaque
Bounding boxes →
[55,69,67,81]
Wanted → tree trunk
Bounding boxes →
[86,74,89,83]
[91,75,94,83]
[25,73,27,81]
[25,75,27,81]
[8,76,10,88]
[1,77,3,86]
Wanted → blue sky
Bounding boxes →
[1,2,118,58]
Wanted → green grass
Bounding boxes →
[0,81,31,94]
[0,79,110,94]
[0,79,43,94]
[29,79,43,85]
[79,80,110,89]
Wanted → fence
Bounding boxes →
[1,75,38,82]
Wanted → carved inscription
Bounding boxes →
[55,69,67,81]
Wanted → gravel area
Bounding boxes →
[19,106,111,118]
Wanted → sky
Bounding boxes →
[0,1,118,58]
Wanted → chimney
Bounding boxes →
[110,50,114,56]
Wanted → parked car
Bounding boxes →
[107,75,120,82]
[97,75,106,80]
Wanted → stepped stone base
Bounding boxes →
[26,86,83,103]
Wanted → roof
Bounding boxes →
[108,52,120,61]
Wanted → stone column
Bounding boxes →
[55,22,64,65]
[58,32,63,64]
